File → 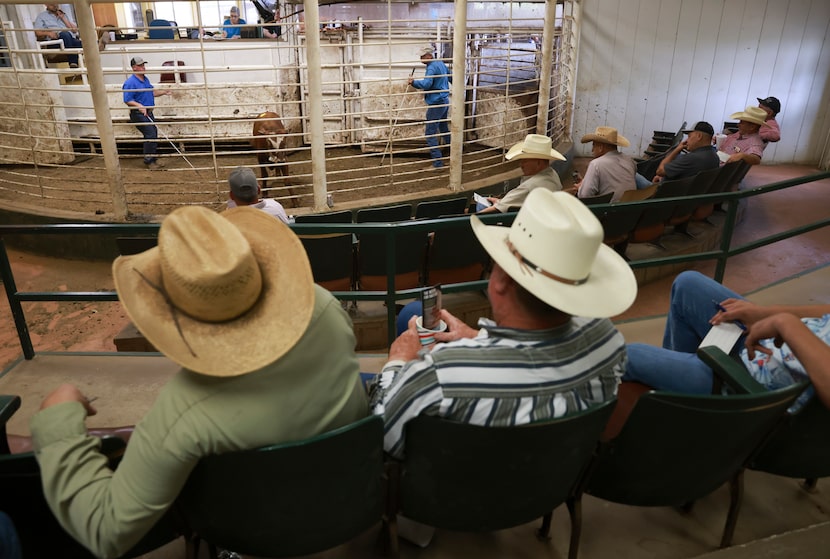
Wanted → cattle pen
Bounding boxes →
[0,0,578,221]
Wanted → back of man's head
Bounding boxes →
[229,167,259,205]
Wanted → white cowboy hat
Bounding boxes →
[471,189,637,317]
[504,134,566,161]
[729,106,767,127]
[112,206,314,377]
[580,126,630,147]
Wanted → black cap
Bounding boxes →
[683,121,714,136]
[757,96,781,115]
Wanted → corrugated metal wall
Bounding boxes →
[573,0,830,166]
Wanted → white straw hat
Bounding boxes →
[729,106,767,127]
[505,134,566,161]
[471,189,637,317]
[112,206,314,377]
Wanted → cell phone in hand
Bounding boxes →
[420,285,442,330]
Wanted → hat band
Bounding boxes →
[506,240,588,286]
[133,267,198,359]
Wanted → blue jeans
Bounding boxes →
[397,301,423,336]
[129,110,159,164]
[634,172,653,189]
[47,31,81,66]
[0,511,22,559]
[425,105,449,166]
[623,271,746,393]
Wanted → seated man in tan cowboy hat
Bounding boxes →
[476,134,566,214]
[29,207,368,558]
[573,126,637,202]
[371,188,637,459]
[720,105,768,166]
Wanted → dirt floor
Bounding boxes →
[0,143,517,221]
[0,247,127,372]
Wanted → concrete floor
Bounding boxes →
[0,163,829,558]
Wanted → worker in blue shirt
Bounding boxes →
[123,57,171,170]
[408,45,451,170]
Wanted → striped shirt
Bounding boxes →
[372,316,626,458]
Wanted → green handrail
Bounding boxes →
[1,171,828,361]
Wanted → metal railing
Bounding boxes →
[2,170,828,361]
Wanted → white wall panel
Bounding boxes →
[574,0,830,165]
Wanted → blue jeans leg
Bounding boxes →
[397,301,423,337]
[634,173,653,189]
[0,511,22,559]
[130,112,159,164]
[425,106,448,166]
[58,31,81,66]
[663,271,744,352]
[623,271,747,393]
[623,343,714,393]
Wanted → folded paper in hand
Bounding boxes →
[473,192,491,208]
[699,322,743,353]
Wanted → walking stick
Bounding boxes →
[379,68,416,167]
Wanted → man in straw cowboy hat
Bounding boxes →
[573,126,637,202]
[371,188,637,459]
[476,133,566,214]
[408,44,451,170]
[29,206,368,558]
[720,105,768,166]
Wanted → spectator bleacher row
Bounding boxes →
[3,351,828,559]
[599,159,752,257]
[118,164,749,299]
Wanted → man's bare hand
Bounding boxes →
[434,309,478,342]
[40,383,97,416]
[388,316,424,362]
[711,298,769,327]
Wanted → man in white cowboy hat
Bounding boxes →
[371,188,637,459]
[476,133,566,214]
[574,126,637,202]
[720,105,768,166]
[226,166,291,224]
[408,45,451,170]
[29,206,368,558]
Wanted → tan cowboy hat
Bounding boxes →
[471,189,637,317]
[580,126,630,147]
[729,106,767,127]
[504,134,566,161]
[112,206,314,377]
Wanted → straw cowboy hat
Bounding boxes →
[504,134,566,161]
[729,106,767,127]
[112,206,314,377]
[471,188,637,317]
[580,126,630,147]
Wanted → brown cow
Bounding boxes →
[251,110,288,186]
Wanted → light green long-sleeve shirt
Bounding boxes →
[31,286,368,558]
